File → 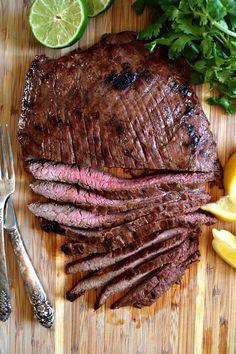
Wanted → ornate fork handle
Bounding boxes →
[0,208,11,321]
[7,228,54,328]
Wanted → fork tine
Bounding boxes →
[6,125,15,179]
[0,126,8,179]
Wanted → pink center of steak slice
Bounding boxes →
[28,191,210,229]
[30,180,206,212]
[28,161,215,196]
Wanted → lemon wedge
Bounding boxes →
[201,195,236,221]
[224,151,236,196]
[212,229,236,269]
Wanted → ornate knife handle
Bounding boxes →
[0,208,11,321]
[8,227,54,328]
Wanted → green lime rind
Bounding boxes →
[29,0,88,49]
[85,0,113,18]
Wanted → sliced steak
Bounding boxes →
[28,161,215,199]
[66,227,195,273]
[60,223,195,256]
[134,252,200,308]
[43,212,216,254]
[111,251,200,309]
[29,192,210,228]
[30,180,205,212]
[19,32,221,176]
[66,229,196,301]
[61,241,107,255]
[95,237,199,308]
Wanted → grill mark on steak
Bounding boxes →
[66,230,194,301]
[116,94,147,166]
[29,192,210,228]
[157,82,175,142]
[137,76,170,164]
[127,83,160,165]
[177,83,191,98]
[145,88,174,163]
[66,227,193,273]
[115,99,142,166]
[95,237,198,308]
[112,250,200,309]
[20,61,39,112]
[104,70,138,90]
[186,123,201,148]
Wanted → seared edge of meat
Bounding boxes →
[95,236,199,309]
[112,250,200,309]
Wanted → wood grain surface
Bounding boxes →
[0,1,236,353]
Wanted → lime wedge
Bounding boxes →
[85,0,113,17]
[29,0,88,48]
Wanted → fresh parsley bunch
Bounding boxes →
[133,0,236,114]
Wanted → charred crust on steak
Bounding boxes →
[141,69,154,83]
[187,123,201,148]
[184,107,195,116]
[40,218,65,234]
[104,70,138,90]
[121,62,131,71]
[177,83,191,98]
[123,148,132,157]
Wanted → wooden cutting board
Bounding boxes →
[0,1,236,353]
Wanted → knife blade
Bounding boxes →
[4,198,54,328]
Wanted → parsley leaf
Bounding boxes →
[132,0,145,14]
[133,0,236,115]
[138,15,166,40]
[168,35,196,59]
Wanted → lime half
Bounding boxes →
[85,0,113,17]
[29,0,88,48]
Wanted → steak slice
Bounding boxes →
[61,241,107,255]
[28,192,210,228]
[66,229,194,301]
[28,161,214,199]
[19,32,221,176]
[134,252,200,308]
[30,180,205,212]
[43,212,216,254]
[111,251,200,309]
[95,237,199,309]
[66,227,194,273]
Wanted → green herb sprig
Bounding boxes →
[133,0,236,114]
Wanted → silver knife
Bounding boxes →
[4,198,54,328]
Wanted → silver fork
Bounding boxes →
[0,125,15,321]
[4,198,54,328]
